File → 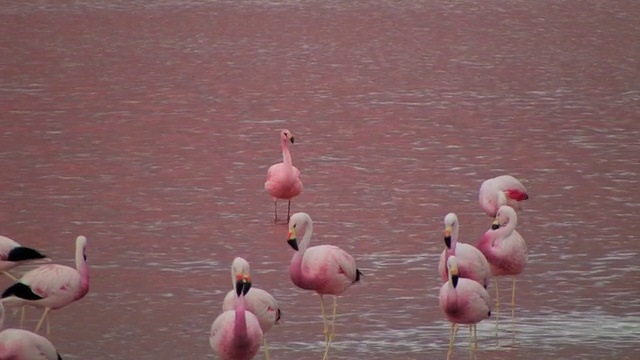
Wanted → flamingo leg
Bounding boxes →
[474,324,478,352]
[494,277,500,340]
[323,296,338,360]
[2,271,17,281]
[511,276,517,321]
[263,335,270,360]
[287,200,291,222]
[447,322,456,360]
[319,295,329,346]
[467,325,473,360]
[46,311,51,336]
[20,306,26,329]
[34,307,50,333]
[274,200,278,223]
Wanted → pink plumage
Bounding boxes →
[264,129,303,222]
[437,213,491,288]
[476,206,527,277]
[1,236,89,335]
[210,279,262,360]
[478,175,529,217]
[0,235,48,281]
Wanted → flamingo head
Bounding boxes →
[287,227,299,251]
[447,256,459,288]
[235,274,252,296]
[287,212,310,251]
[494,205,516,229]
[76,235,88,261]
[231,257,250,287]
[443,213,458,249]
[281,129,295,144]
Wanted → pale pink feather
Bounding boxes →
[476,206,527,277]
[439,256,491,325]
[210,292,262,360]
[479,175,529,217]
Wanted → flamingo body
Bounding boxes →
[0,302,62,360]
[265,129,303,222]
[290,245,359,295]
[211,282,262,360]
[439,278,491,325]
[476,206,527,277]
[479,175,529,217]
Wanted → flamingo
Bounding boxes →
[439,255,491,360]
[0,302,62,359]
[1,235,89,335]
[222,257,280,360]
[287,212,362,360]
[0,235,48,281]
[476,205,527,328]
[210,276,262,360]
[264,129,303,223]
[437,213,491,288]
[478,175,529,217]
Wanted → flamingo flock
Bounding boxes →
[0,235,89,359]
[208,129,530,360]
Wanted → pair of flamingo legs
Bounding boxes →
[2,271,53,336]
[319,295,339,360]
[273,199,293,223]
[446,276,518,360]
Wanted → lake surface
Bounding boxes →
[1,0,639,359]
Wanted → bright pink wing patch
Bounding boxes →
[505,188,529,201]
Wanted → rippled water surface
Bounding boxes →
[1,0,639,359]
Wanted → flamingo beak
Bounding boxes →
[242,277,252,296]
[235,278,243,296]
[287,228,299,251]
[290,136,295,144]
[450,267,459,288]
[444,227,452,248]
[491,218,500,230]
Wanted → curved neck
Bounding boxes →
[450,225,460,253]
[501,214,517,234]
[75,246,89,283]
[234,296,248,336]
[281,139,292,167]
[299,216,314,252]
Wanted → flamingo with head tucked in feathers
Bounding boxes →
[479,175,529,217]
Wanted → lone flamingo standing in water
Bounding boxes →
[438,213,491,288]
[476,205,527,328]
[222,257,281,360]
[210,276,262,360]
[0,302,62,359]
[439,256,491,360]
[265,129,303,223]
[1,235,89,335]
[478,175,529,217]
[287,212,362,360]
[0,234,48,281]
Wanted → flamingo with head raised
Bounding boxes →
[264,129,303,223]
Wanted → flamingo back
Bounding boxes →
[222,287,279,334]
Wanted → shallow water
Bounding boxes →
[0,0,639,359]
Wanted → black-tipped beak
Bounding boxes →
[452,274,459,288]
[491,219,500,230]
[242,280,252,296]
[290,136,295,144]
[235,280,243,296]
[287,238,299,251]
[444,236,452,249]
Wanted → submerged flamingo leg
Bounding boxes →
[511,276,517,321]
[319,295,329,346]
[263,336,270,360]
[34,307,50,333]
[20,306,26,329]
[467,325,473,359]
[274,200,278,223]
[447,322,457,360]
[2,271,17,281]
[474,324,478,352]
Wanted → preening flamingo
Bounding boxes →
[437,213,491,288]
[0,235,48,281]
[0,302,62,359]
[479,175,529,217]
[287,212,362,360]
[476,205,527,327]
[264,129,303,223]
[210,277,262,360]
[439,256,491,360]
[1,235,89,335]
[222,257,280,360]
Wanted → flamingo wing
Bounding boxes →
[20,264,80,298]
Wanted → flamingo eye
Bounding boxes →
[293,224,296,228]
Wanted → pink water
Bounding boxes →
[1,1,639,359]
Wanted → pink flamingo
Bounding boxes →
[438,213,491,288]
[439,255,491,360]
[1,235,89,335]
[222,257,280,360]
[479,175,529,217]
[210,277,262,360]
[0,302,62,359]
[0,235,48,281]
[287,212,362,360]
[264,129,303,223]
[476,205,527,326]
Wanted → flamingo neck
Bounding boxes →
[298,217,313,253]
[281,139,293,167]
[0,303,4,330]
[450,225,460,253]
[234,296,248,337]
[75,247,89,291]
